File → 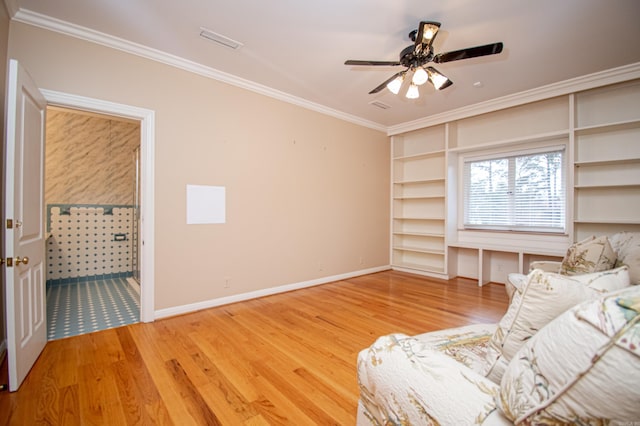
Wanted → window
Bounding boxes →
[463,147,566,233]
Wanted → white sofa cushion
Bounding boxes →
[483,266,630,383]
[357,332,503,426]
[560,235,617,276]
[497,285,640,424]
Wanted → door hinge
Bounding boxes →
[6,219,13,229]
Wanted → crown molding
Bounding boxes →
[12,9,386,133]
[12,8,640,137]
[388,62,640,135]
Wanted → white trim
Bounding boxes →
[12,9,386,133]
[154,265,390,319]
[388,62,640,135]
[40,89,156,323]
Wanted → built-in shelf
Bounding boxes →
[574,118,640,134]
[573,80,640,240]
[391,77,640,284]
[394,246,445,255]
[574,184,640,189]
[391,125,447,277]
[575,158,640,167]
[393,195,445,200]
[393,217,445,221]
[393,150,445,161]
[393,231,444,238]
[574,219,640,224]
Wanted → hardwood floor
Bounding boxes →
[0,270,509,425]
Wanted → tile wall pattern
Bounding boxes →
[47,205,133,281]
[46,108,140,205]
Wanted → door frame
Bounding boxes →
[41,89,156,322]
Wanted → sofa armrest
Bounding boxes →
[357,333,504,426]
[529,260,562,273]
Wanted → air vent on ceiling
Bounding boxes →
[199,27,243,50]
[369,100,391,110]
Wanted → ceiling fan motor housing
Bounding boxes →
[400,44,433,68]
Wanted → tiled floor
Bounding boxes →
[46,277,140,340]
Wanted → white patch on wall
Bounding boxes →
[186,185,226,224]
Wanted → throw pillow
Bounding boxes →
[609,231,640,284]
[496,285,640,424]
[560,235,617,276]
[482,266,630,384]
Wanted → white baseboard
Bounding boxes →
[154,265,390,320]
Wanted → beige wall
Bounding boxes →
[8,22,390,311]
[0,4,9,352]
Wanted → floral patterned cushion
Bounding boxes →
[483,267,630,383]
[357,332,502,426]
[497,285,640,424]
[609,231,640,284]
[560,235,617,276]
[412,323,496,374]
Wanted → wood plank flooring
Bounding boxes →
[0,270,509,425]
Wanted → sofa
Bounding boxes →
[357,232,640,425]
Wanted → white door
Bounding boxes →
[4,59,47,391]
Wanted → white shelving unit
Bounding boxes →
[391,125,447,277]
[573,80,640,240]
[390,75,640,285]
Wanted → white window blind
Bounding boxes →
[463,148,566,233]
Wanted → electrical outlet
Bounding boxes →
[224,277,231,288]
[359,256,364,265]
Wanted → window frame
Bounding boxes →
[459,143,568,234]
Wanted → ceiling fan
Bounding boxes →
[345,21,503,98]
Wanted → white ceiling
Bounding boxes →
[11,0,640,130]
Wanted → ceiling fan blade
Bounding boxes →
[345,59,402,66]
[369,71,405,94]
[433,42,503,63]
[414,21,441,54]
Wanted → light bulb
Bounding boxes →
[406,84,419,99]
[426,67,453,90]
[386,75,403,94]
[412,68,428,86]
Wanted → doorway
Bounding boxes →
[41,89,156,325]
[44,106,141,340]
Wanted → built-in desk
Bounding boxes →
[447,242,566,286]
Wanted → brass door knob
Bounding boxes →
[15,256,29,266]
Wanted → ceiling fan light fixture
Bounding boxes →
[420,22,440,44]
[426,67,453,90]
[412,67,429,85]
[387,75,404,94]
[406,84,420,99]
